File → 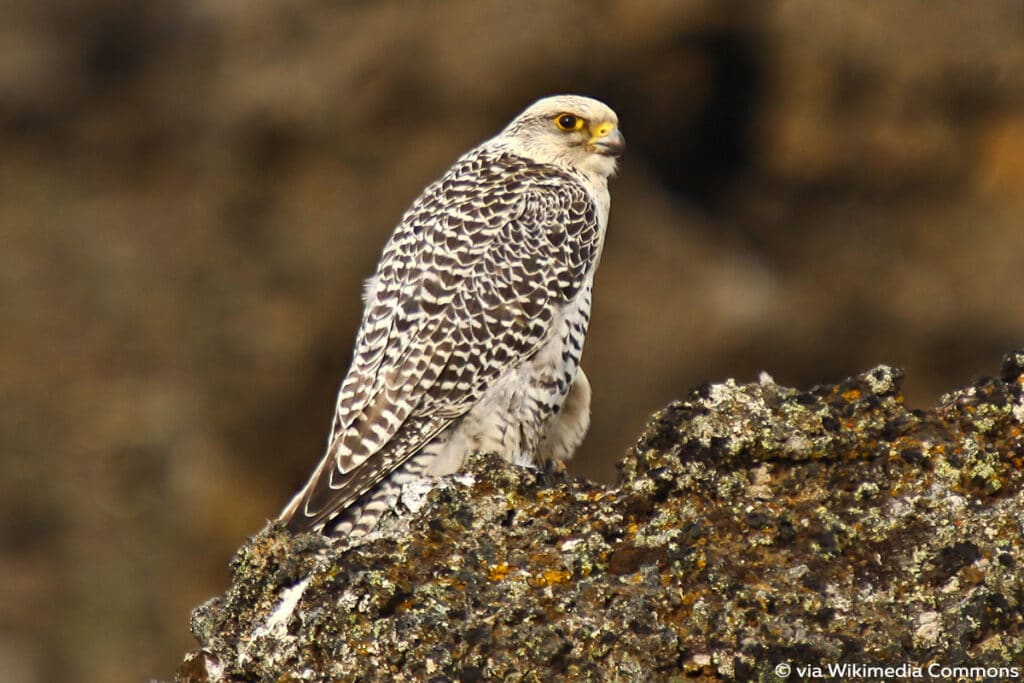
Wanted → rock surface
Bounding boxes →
[179,352,1024,682]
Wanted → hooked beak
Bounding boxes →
[589,125,625,157]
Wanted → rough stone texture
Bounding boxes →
[179,352,1024,682]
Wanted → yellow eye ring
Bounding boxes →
[554,114,585,132]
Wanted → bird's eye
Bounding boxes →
[554,114,585,132]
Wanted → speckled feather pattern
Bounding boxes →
[281,95,620,536]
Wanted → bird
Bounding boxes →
[280,94,624,537]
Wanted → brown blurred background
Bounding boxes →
[1,1,1022,681]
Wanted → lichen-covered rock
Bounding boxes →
[178,352,1024,682]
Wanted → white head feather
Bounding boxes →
[491,95,624,178]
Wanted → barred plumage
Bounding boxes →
[280,95,624,536]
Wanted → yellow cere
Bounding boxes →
[590,121,615,138]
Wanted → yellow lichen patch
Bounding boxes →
[436,575,468,592]
[679,591,702,607]
[487,562,512,581]
[533,569,572,587]
[842,389,862,402]
[533,488,563,504]
[694,550,707,570]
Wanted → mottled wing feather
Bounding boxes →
[287,322,456,531]
[282,149,600,532]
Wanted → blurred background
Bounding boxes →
[1,1,1022,681]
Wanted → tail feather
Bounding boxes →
[321,479,398,537]
[289,446,436,538]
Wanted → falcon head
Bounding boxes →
[496,95,624,178]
